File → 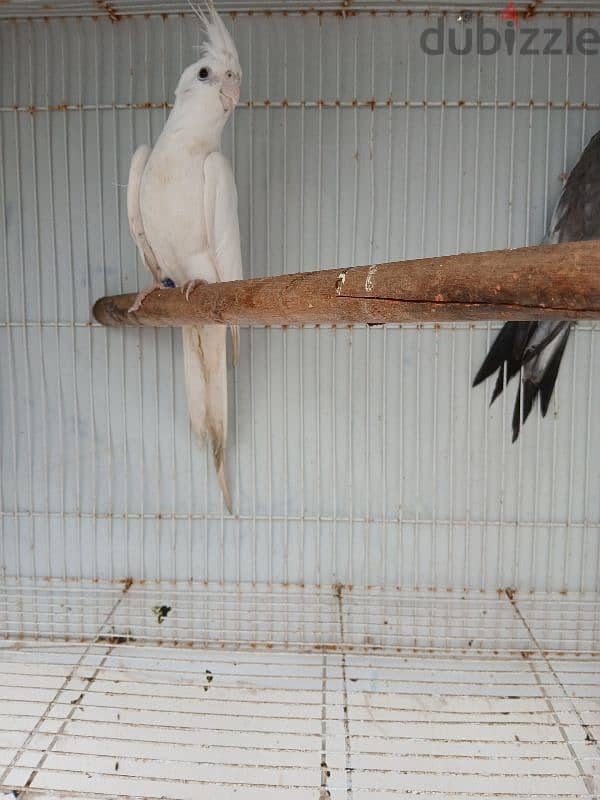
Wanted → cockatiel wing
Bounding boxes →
[204,150,243,362]
[545,130,600,245]
[204,151,242,282]
[127,145,163,284]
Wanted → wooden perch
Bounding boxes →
[93,241,600,328]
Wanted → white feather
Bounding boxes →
[127,145,162,284]
[187,0,241,76]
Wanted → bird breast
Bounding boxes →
[139,145,211,283]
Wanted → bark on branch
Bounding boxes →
[93,241,600,328]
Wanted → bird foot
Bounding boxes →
[181,279,207,301]
[129,283,163,313]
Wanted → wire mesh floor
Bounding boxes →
[1,580,600,798]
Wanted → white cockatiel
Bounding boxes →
[127,1,242,513]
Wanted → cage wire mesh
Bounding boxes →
[1,2,600,798]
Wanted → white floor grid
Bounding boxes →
[0,581,599,798]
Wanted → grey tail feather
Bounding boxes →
[538,329,570,417]
[511,378,538,443]
[511,327,571,442]
[473,322,534,399]
[475,320,571,441]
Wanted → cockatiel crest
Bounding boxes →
[189,0,241,77]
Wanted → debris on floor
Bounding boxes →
[151,605,172,624]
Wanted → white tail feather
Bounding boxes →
[230,325,240,366]
[182,324,232,514]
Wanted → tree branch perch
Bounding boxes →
[93,241,600,328]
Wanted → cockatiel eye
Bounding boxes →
[225,70,234,80]
[198,67,210,81]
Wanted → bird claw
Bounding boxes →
[181,279,207,302]
[129,283,162,313]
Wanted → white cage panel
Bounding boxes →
[1,581,600,798]
[1,9,600,592]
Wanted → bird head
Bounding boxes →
[174,1,242,128]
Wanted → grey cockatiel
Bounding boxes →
[127,1,242,512]
[474,130,600,441]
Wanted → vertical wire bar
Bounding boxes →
[316,16,323,587]
[547,409,559,593]
[468,31,482,589]
[332,15,341,585]
[218,17,227,581]
[156,16,167,580]
[348,13,359,586]
[299,16,305,586]
[61,19,83,581]
[229,12,241,584]
[93,21,112,580]
[266,15,273,586]
[140,19,151,578]
[579,50,593,594]
[465,31,481,589]
[499,28,520,590]
[74,20,99,579]
[588,333,599,593]
[20,20,36,578]
[160,15,178,582]
[398,11,411,586]
[448,27,459,589]
[0,27,18,583]
[579,330,600,592]
[77,20,98,582]
[431,329,439,589]
[516,53,536,589]
[431,19,447,589]
[563,50,577,592]
[546,74,571,592]
[531,47,554,592]
[220,57,230,584]
[102,23,121,578]
[0,88,6,576]
[482,13,500,591]
[248,14,257,585]
[281,14,289,588]
[548,29,573,590]
[465,322,473,589]
[415,17,430,588]
[564,333,578,590]
[382,12,393,587]
[180,14,194,583]
[414,327,421,587]
[364,13,377,587]
[498,98,513,590]
[29,21,49,582]
[112,19,133,579]
[14,22,34,580]
[202,16,210,578]
[448,333,456,587]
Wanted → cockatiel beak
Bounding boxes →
[220,74,240,112]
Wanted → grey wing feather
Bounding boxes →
[545,130,600,245]
[474,129,600,440]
